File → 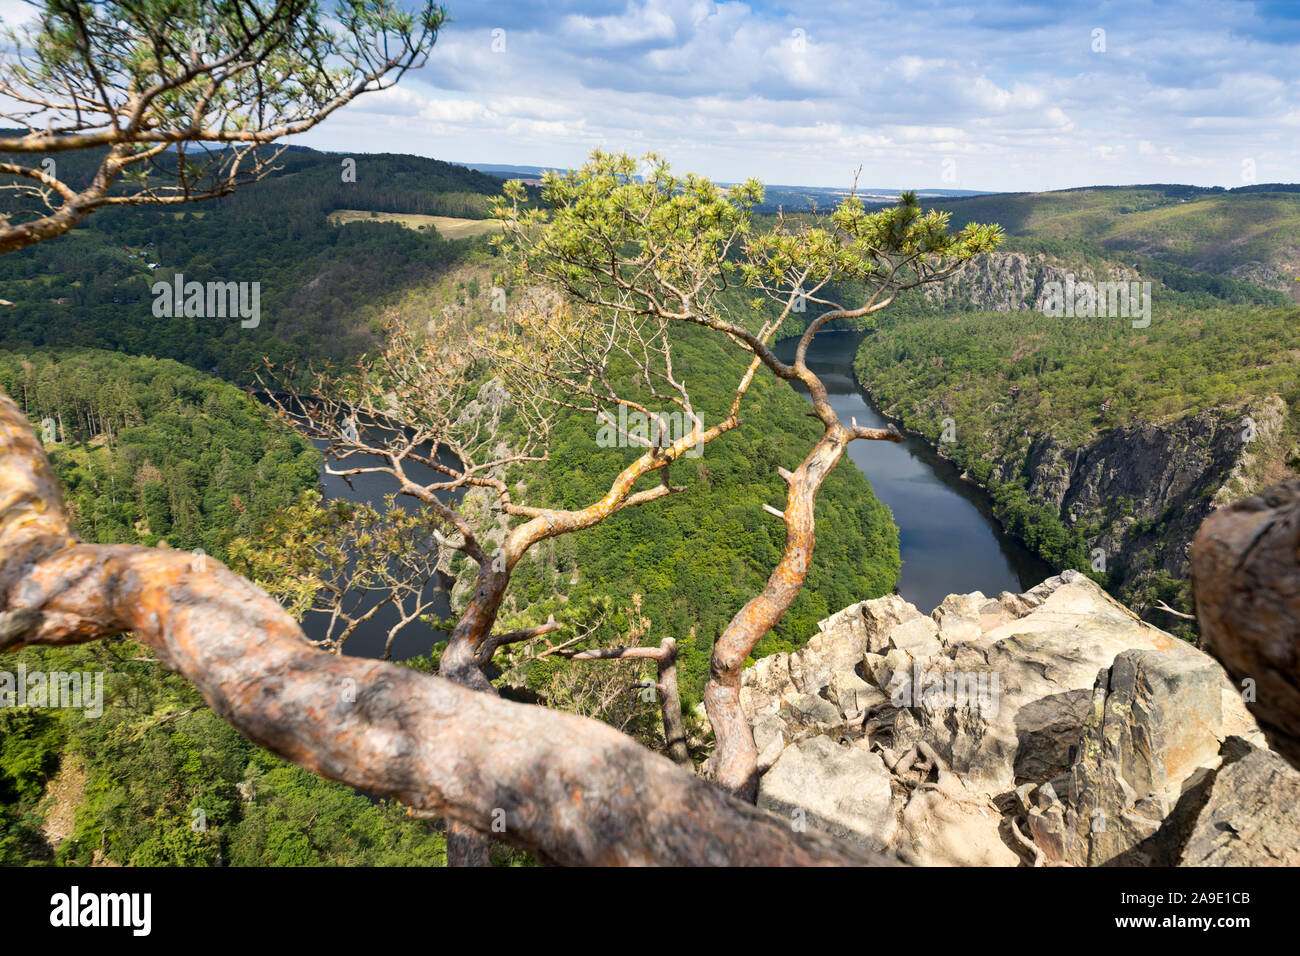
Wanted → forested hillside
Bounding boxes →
[0,146,512,380]
[0,349,320,554]
[929,185,1300,293]
[1,641,457,866]
[488,325,900,705]
[854,298,1299,633]
[0,349,461,866]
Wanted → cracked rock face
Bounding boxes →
[918,251,1141,314]
[743,571,1298,866]
[1181,748,1300,866]
[1026,645,1227,866]
[981,395,1289,605]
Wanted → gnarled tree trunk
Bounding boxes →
[703,432,847,800]
[0,390,891,866]
[441,564,511,866]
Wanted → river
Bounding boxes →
[296,411,454,661]
[299,331,1051,655]
[774,330,1054,613]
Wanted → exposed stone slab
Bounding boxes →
[1062,647,1224,866]
[757,736,896,852]
[745,571,1297,867]
[887,616,943,659]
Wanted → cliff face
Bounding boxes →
[872,382,1290,601]
[920,251,1141,312]
[1013,404,1275,583]
[742,572,1299,866]
[1006,396,1286,589]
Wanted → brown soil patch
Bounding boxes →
[39,757,86,849]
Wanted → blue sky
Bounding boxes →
[295,0,1299,191]
[10,0,1298,192]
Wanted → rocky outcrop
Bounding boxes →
[758,736,896,853]
[1181,747,1300,865]
[920,251,1141,313]
[1000,400,1287,589]
[745,571,1299,866]
[740,593,922,721]
[1227,259,1300,295]
[1025,645,1228,866]
[1192,480,1300,772]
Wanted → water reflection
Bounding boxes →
[774,330,1054,612]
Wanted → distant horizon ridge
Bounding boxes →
[451,161,1300,197]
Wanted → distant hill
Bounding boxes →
[6,137,1298,384]
[0,145,516,379]
[922,185,1300,293]
[452,159,1300,291]
[457,161,994,211]
[458,162,560,181]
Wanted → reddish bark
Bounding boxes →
[0,391,891,865]
[704,431,847,799]
[703,364,904,800]
[441,565,524,865]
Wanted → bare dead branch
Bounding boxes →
[1154,599,1196,621]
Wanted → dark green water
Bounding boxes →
[776,330,1054,612]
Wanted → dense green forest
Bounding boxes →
[0,147,511,381]
[857,304,1300,451]
[475,324,900,706]
[0,349,463,866]
[0,349,320,554]
[0,642,455,866]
